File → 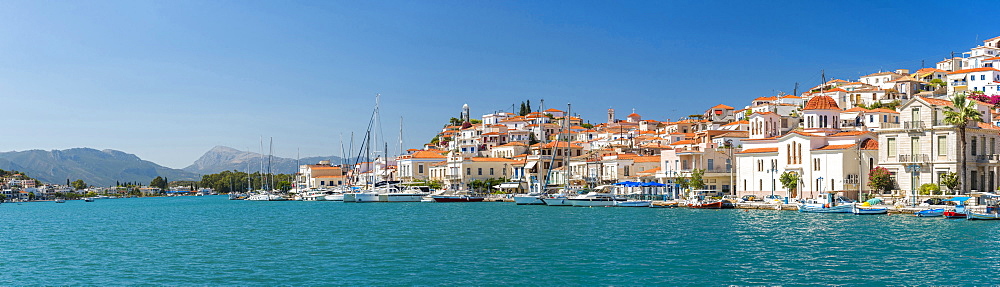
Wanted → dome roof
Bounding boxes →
[803,95,840,110]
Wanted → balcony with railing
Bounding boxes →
[898,154,929,163]
[902,121,924,131]
[976,154,1000,163]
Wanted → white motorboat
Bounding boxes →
[541,194,571,206]
[378,186,430,202]
[615,200,652,207]
[513,192,545,205]
[567,192,626,207]
[83,197,95,202]
[54,199,66,203]
[852,204,887,215]
[246,193,287,201]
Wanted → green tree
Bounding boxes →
[868,167,894,194]
[448,117,463,126]
[943,93,982,193]
[580,123,594,129]
[919,183,941,195]
[779,171,799,195]
[675,177,690,191]
[0,194,6,202]
[688,169,705,190]
[71,179,87,191]
[275,181,292,191]
[939,172,960,193]
[470,119,482,124]
[150,176,167,190]
[928,78,946,88]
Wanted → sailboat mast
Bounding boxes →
[259,137,264,191]
[268,137,273,191]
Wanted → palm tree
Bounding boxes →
[942,93,982,193]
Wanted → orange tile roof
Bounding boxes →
[722,120,748,126]
[544,108,564,112]
[829,131,871,137]
[670,140,694,145]
[803,95,840,110]
[842,107,870,113]
[985,57,1000,61]
[861,138,879,150]
[920,97,953,106]
[411,150,447,159]
[632,156,660,163]
[977,122,1000,130]
[754,96,777,101]
[869,108,899,114]
[815,144,857,150]
[824,88,848,93]
[711,104,735,109]
[948,67,1000,74]
[780,95,802,99]
[738,147,778,154]
[469,157,518,162]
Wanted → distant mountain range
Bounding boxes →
[0,148,200,187]
[0,146,345,187]
[182,146,344,175]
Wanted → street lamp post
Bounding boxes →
[906,164,920,207]
[767,163,778,200]
[818,176,825,204]
[725,140,734,196]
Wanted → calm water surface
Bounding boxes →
[2,196,999,285]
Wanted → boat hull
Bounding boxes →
[379,194,427,202]
[967,212,1000,220]
[354,193,380,202]
[615,200,651,207]
[513,195,545,205]
[541,197,571,206]
[431,196,485,202]
[688,201,725,209]
[650,202,679,208]
[797,204,853,213]
[852,206,888,215]
[568,199,616,207]
[914,208,944,217]
[943,211,967,218]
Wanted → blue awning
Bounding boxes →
[945,197,971,202]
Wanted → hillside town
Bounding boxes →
[295,36,1000,205]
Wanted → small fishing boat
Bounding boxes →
[967,211,1000,220]
[54,199,66,203]
[650,201,679,208]
[852,205,887,215]
[688,200,725,209]
[943,197,971,218]
[614,200,652,207]
[541,194,571,206]
[431,195,485,202]
[83,197,94,202]
[914,208,944,217]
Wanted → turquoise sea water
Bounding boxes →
[2,196,999,286]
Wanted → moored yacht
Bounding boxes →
[567,192,626,207]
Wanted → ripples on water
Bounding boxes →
[2,197,999,285]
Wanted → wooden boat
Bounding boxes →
[431,195,485,202]
[650,201,679,208]
[688,201,725,209]
[967,211,1000,220]
[797,203,852,213]
[914,208,944,217]
[852,205,887,215]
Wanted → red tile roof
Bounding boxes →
[948,67,1000,74]
[861,138,879,150]
[711,104,735,110]
[803,95,840,110]
[738,147,778,154]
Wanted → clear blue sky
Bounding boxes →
[0,0,995,168]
